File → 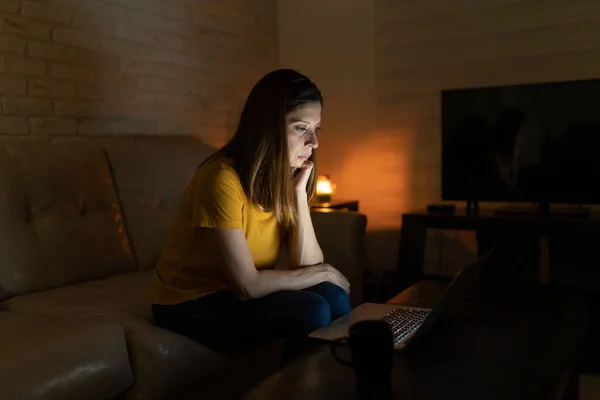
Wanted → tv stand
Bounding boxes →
[495,204,590,217]
[395,208,600,292]
[466,200,479,214]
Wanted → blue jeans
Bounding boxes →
[152,282,351,353]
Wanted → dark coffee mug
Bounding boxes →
[330,320,395,392]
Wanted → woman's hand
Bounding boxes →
[311,263,351,293]
[293,160,313,194]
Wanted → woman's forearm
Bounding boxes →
[243,265,327,300]
[288,192,324,268]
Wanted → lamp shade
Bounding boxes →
[316,175,334,203]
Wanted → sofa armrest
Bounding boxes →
[311,210,367,306]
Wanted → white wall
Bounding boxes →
[278,0,406,273]
[277,0,376,215]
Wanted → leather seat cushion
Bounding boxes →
[4,271,284,399]
[0,311,133,400]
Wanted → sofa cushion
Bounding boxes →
[0,141,135,300]
[5,271,284,399]
[99,137,215,271]
[0,311,133,400]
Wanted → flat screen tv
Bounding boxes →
[442,78,600,205]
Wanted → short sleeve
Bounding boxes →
[190,163,244,229]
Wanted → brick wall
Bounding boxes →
[0,0,276,147]
[375,0,600,274]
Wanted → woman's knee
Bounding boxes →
[286,291,332,333]
[307,282,351,318]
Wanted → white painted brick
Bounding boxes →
[195,4,256,31]
[161,18,182,34]
[102,0,185,20]
[156,122,188,135]
[52,64,95,82]
[95,69,135,88]
[2,97,53,116]
[27,41,120,65]
[97,36,134,55]
[170,80,197,95]
[74,13,149,44]
[114,23,150,44]
[0,33,26,55]
[155,93,198,109]
[53,28,97,50]
[99,37,171,63]
[122,62,186,79]
[0,16,51,39]
[120,91,155,105]
[137,76,169,92]
[79,119,119,135]
[119,119,153,134]
[171,53,199,68]
[1,0,276,143]
[135,46,172,63]
[30,118,77,134]
[55,100,104,118]
[139,104,171,120]
[170,106,204,121]
[0,117,29,134]
[1,56,46,77]
[101,103,134,119]
[28,78,76,98]
[28,41,75,63]
[89,2,131,24]
[132,11,164,30]
[22,1,72,24]
[149,32,183,51]
[0,76,26,95]
[77,82,118,100]
[49,0,94,9]
[0,0,19,14]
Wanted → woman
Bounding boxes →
[151,69,351,354]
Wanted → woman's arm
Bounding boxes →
[206,227,349,300]
[287,191,324,268]
[287,161,324,268]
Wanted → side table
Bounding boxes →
[311,199,359,212]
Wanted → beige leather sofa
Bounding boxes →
[0,137,367,400]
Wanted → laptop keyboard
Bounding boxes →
[381,308,430,345]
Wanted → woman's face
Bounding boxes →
[286,102,321,169]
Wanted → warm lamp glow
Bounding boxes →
[316,175,334,202]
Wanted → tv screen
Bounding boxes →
[442,78,600,205]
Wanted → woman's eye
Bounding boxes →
[295,126,308,133]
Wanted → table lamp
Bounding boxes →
[316,175,334,203]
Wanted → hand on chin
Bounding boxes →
[293,160,313,193]
[291,159,306,170]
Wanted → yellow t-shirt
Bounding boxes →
[152,157,282,305]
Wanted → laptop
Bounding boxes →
[308,247,496,351]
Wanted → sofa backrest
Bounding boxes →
[100,137,215,271]
[0,141,136,301]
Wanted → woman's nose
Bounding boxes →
[306,130,318,149]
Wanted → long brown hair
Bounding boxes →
[203,69,323,228]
